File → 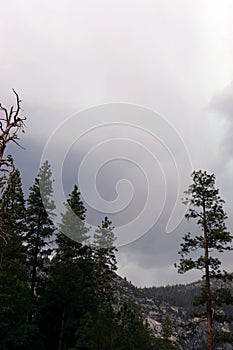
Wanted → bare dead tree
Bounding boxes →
[0,90,26,247]
[0,89,26,190]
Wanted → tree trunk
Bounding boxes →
[58,309,65,350]
[203,198,213,350]
[31,216,42,295]
[31,250,38,295]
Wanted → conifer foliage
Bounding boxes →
[0,93,186,350]
[25,160,56,295]
[93,217,117,306]
[40,184,96,350]
[0,166,189,350]
[175,170,233,350]
[56,184,89,261]
[0,169,26,264]
[0,169,33,349]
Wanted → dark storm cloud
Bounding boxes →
[2,1,233,286]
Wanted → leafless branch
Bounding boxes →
[0,89,27,192]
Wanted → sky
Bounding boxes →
[1,0,233,286]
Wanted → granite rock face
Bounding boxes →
[113,275,233,350]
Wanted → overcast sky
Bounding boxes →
[1,0,233,287]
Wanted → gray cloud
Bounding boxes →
[209,82,233,118]
[208,82,233,156]
[2,1,233,286]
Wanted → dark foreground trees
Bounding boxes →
[40,187,156,350]
[25,160,56,296]
[175,170,233,350]
[0,170,34,349]
[0,162,161,349]
[0,93,186,349]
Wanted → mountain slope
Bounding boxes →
[113,275,233,350]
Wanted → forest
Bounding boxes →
[0,92,233,350]
[0,93,180,350]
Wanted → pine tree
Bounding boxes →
[68,218,118,350]
[157,316,181,350]
[93,217,117,307]
[175,170,233,350]
[25,160,56,295]
[94,216,116,249]
[56,184,89,261]
[75,305,115,350]
[0,169,26,264]
[162,316,173,340]
[43,185,95,349]
[76,301,155,350]
[114,302,154,350]
[39,255,97,350]
[0,169,34,349]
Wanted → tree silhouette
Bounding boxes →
[175,170,233,350]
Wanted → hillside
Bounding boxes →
[114,275,233,350]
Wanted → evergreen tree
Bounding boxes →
[162,316,173,340]
[56,185,89,261]
[25,160,56,295]
[75,305,115,350]
[94,216,116,249]
[93,217,117,307]
[152,337,181,350]
[175,170,233,350]
[41,185,96,349]
[39,254,97,350]
[0,169,35,349]
[76,301,156,350]
[114,302,154,350]
[74,218,119,350]
[0,169,26,264]
[54,213,118,350]
[156,316,181,350]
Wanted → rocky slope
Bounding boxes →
[113,275,233,350]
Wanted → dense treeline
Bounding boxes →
[144,282,233,323]
[0,163,179,350]
[144,283,200,308]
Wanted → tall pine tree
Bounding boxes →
[0,169,26,264]
[0,169,34,349]
[56,184,89,261]
[25,160,56,295]
[40,185,95,350]
[114,302,154,350]
[93,217,117,307]
[175,170,233,350]
[39,255,97,350]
